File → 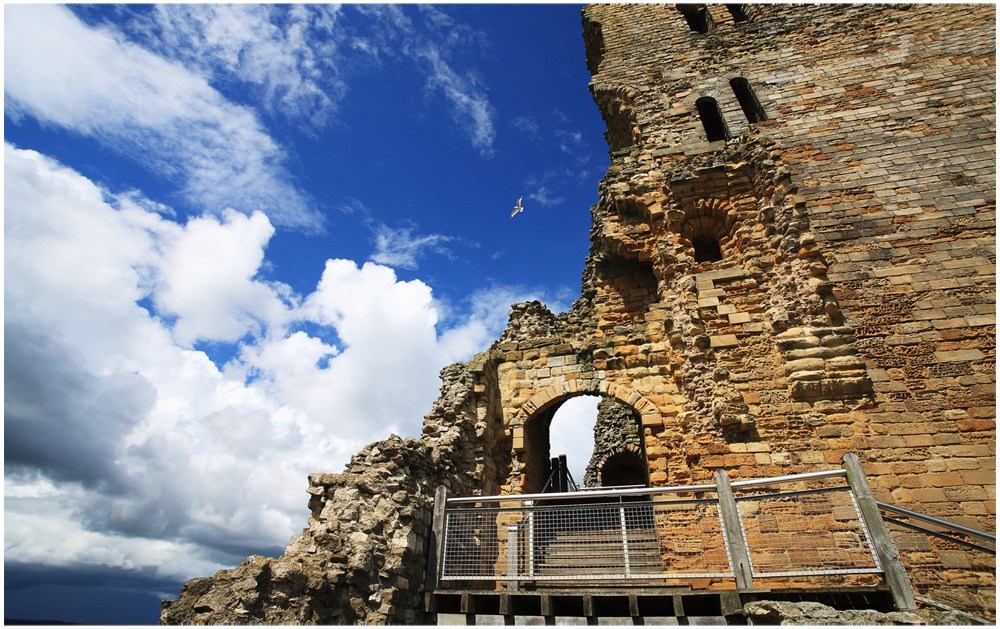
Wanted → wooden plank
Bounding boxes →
[720,591,742,617]
[540,594,553,617]
[628,594,639,618]
[713,469,754,589]
[842,453,917,611]
[427,485,448,590]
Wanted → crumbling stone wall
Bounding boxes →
[584,397,645,487]
[161,364,486,624]
[161,4,995,624]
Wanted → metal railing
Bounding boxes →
[430,455,996,621]
[735,484,881,578]
[879,502,996,623]
[540,455,579,494]
[442,485,732,581]
[440,467,883,584]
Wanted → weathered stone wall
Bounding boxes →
[161,4,995,623]
[744,600,969,626]
[161,364,486,624]
[570,1,995,529]
[584,397,645,487]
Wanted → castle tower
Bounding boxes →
[161,5,995,624]
[486,3,995,531]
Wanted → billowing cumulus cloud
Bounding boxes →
[3,5,598,618]
[4,144,559,584]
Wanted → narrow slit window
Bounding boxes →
[726,4,750,23]
[730,77,768,123]
[678,5,711,34]
[696,97,730,142]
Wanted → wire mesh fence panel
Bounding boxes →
[528,503,631,579]
[441,506,508,580]
[441,497,733,581]
[736,487,882,577]
[648,499,733,578]
[886,520,996,623]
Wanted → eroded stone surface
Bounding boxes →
[745,600,974,626]
[161,4,995,624]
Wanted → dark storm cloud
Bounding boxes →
[4,321,155,493]
[4,563,186,625]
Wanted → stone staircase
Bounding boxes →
[430,521,739,624]
[530,524,663,577]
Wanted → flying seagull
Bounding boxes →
[511,196,524,218]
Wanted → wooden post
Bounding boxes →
[425,485,448,592]
[714,469,754,590]
[507,525,519,592]
[842,452,917,611]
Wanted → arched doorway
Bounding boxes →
[598,450,648,487]
[513,384,658,494]
[548,396,599,488]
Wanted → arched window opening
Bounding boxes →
[726,4,750,23]
[678,5,712,34]
[696,97,730,142]
[693,235,724,263]
[730,77,768,124]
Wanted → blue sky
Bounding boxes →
[4,3,606,624]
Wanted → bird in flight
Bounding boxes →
[511,196,524,218]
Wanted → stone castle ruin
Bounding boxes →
[161,4,995,624]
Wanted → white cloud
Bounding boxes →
[2,145,372,578]
[352,4,497,158]
[3,4,322,231]
[528,186,567,207]
[511,115,541,139]
[418,45,496,158]
[5,144,565,582]
[370,222,455,270]
[131,4,348,131]
[555,129,585,154]
[153,210,292,346]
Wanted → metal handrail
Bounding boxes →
[565,468,580,493]
[877,501,996,543]
[439,464,893,586]
[447,469,847,505]
[538,467,559,495]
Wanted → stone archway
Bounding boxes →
[508,380,661,494]
[583,397,649,488]
[596,448,648,487]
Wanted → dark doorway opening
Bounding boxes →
[599,451,648,488]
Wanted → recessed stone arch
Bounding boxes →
[671,197,739,264]
[593,447,649,488]
[508,380,661,494]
